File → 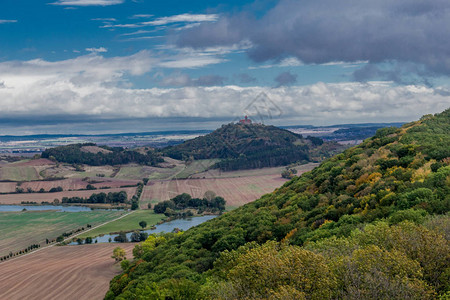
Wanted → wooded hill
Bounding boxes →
[162,123,342,171]
[41,143,163,166]
[107,109,450,299]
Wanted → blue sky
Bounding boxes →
[0,0,449,134]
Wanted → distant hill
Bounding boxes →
[107,109,450,299]
[162,123,343,171]
[41,143,163,166]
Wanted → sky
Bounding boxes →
[0,0,449,134]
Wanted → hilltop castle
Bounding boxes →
[239,116,252,124]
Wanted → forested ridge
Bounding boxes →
[107,109,450,299]
[162,123,342,171]
[41,143,163,166]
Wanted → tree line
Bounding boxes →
[41,143,163,166]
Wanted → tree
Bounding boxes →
[131,201,139,210]
[204,190,217,202]
[130,231,141,242]
[85,237,93,244]
[114,232,128,243]
[120,259,130,271]
[139,220,147,229]
[112,247,126,262]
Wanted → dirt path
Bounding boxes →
[0,243,135,300]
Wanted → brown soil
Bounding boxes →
[0,243,135,300]
[0,187,137,204]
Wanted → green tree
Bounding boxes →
[112,247,126,262]
[139,220,147,229]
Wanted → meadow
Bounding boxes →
[0,210,124,257]
[76,210,165,239]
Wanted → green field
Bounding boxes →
[77,210,165,239]
[174,159,220,179]
[0,210,124,256]
[0,166,40,181]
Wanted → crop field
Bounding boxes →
[0,210,125,257]
[143,175,285,207]
[77,210,165,239]
[191,162,318,179]
[0,187,137,204]
[0,166,40,181]
[0,178,139,194]
[115,163,184,180]
[174,159,220,179]
[0,243,135,300]
[0,159,56,181]
[0,182,17,193]
[141,164,317,208]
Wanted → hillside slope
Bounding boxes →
[163,123,342,171]
[107,109,450,299]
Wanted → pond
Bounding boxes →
[0,205,118,212]
[70,215,217,244]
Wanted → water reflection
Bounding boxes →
[71,215,217,244]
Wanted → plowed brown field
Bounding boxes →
[0,243,135,300]
[0,187,137,204]
[141,163,317,208]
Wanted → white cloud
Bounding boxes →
[86,47,108,53]
[0,20,17,24]
[0,52,447,124]
[50,0,124,6]
[248,57,368,69]
[131,14,153,19]
[141,14,218,26]
[91,18,117,21]
[102,13,218,29]
[119,30,155,36]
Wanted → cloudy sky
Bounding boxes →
[0,0,449,134]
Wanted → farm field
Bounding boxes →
[190,162,319,179]
[77,210,165,239]
[115,163,184,180]
[0,210,125,257]
[173,159,220,179]
[141,163,317,208]
[0,158,54,181]
[0,186,137,204]
[0,178,139,194]
[143,176,285,207]
[0,243,135,300]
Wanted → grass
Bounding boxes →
[77,209,165,239]
[0,210,124,256]
[0,166,40,181]
[114,166,144,180]
[174,159,219,179]
[147,165,184,180]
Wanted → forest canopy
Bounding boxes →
[107,109,450,299]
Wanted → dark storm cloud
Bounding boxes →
[353,62,435,85]
[275,71,297,86]
[178,0,450,75]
